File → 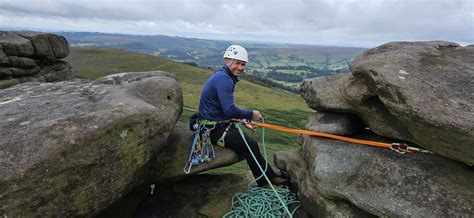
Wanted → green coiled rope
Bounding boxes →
[222,119,301,217]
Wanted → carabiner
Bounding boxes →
[390,143,408,154]
[183,162,193,174]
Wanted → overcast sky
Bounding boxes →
[0,0,472,47]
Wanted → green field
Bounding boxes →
[66,46,313,172]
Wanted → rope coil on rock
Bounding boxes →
[224,185,300,217]
[223,119,301,218]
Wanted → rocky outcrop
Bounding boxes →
[276,135,474,217]
[0,71,182,217]
[275,149,371,217]
[281,41,474,217]
[300,41,474,165]
[0,31,74,89]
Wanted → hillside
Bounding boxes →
[65,46,313,172]
[60,32,366,91]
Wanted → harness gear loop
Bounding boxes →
[217,123,233,147]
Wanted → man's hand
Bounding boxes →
[252,110,262,120]
[241,119,256,131]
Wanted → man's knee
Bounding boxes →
[244,137,260,152]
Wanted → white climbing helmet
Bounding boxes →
[223,45,248,62]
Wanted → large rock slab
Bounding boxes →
[275,149,371,217]
[276,135,474,217]
[0,71,182,217]
[300,41,474,165]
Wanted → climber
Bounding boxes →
[196,44,287,187]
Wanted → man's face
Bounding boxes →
[228,60,246,77]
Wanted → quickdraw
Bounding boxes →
[390,143,411,154]
[183,123,216,174]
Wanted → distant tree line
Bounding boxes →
[268,53,281,61]
[161,49,193,59]
[183,62,198,66]
[306,68,348,78]
[241,74,298,93]
[288,54,304,62]
[267,65,349,73]
[249,68,347,84]
[267,65,321,72]
[267,71,304,83]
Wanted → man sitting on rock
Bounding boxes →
[197,45,287,188]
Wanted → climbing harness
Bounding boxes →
[224,119,301,218]
[251,121,433,154]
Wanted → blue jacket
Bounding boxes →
[198,65,253,121]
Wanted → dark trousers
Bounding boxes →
[209,123,276,186]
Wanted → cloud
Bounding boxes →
[0,0,472,47]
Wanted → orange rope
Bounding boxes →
[252,121,393,149]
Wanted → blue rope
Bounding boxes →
[222,119,301,217]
